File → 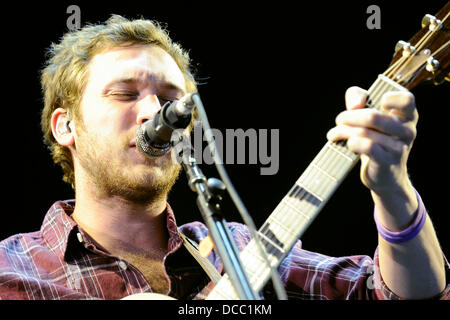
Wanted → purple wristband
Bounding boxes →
[374,190,427,244]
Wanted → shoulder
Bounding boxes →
[0,231,42,254]
[0,231,44,268]
[0,231,46,298]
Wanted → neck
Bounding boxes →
[72,180,170,258]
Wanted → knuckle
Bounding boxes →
[366,111,381,127]
[365,139,376,154]
[392,140,406,155]
[356,127,371,138]
[382,91,416,111]
[404,125,417,142]
[404,91,415,106]
[346,136,358,151]
[335,111,345,125]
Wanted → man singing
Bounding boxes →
[0,15,447,300]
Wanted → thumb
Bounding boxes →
[345,86,368,110]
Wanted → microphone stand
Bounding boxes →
[173,132,260,300]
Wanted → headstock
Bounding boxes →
[385,2,449,90]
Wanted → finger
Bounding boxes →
[345,86,368,110]
[380,91,417,123]
[346,135,395,165]
[335,109,416,143]
[327,125,406,156]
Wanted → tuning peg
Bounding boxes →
[422,14,442,31]
[426,57,440,72]
[395,41,416,56]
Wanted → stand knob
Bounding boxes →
[207,178,226,199]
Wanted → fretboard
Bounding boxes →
[207,74,407,300]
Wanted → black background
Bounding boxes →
[1,0,448,261]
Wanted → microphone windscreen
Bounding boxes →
[135,121,171,157]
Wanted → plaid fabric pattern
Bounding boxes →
[0,199,448,300]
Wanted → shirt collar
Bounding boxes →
[40,200,184,261]
[40,200,78,260]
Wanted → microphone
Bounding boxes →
[136,93,195,157]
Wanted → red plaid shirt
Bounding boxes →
[0,200,448,300]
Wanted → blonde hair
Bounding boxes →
[40,15,197,188]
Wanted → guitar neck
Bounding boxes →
[207,74,407,300]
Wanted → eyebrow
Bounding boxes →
[104,76,185,94]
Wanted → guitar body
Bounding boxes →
[121,292,176,300]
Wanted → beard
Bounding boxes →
[75,123,181,206]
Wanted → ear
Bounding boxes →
[51,108,75,147]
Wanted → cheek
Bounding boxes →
[81,101,136,135]
[78,91,138,148]
[116,107,138,131]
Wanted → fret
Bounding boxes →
[245,242,268,265]
[242,241,273,284]
[257,230,285,258]
[236,248,264,280]
[367,77,388,110]
[267,201,313,249]
[283,193,319,220]
[367,75,408,111]
[298,165,339,201]
[376,74,408,93]
[258,214,304,259]
[311,163,337,182]
[312,144,356,182]
[289,184,323,205]
[278,198,310,221]
[268,199,310,244]
[266,215,298,238]
[207,241,272,300]
[243,241,278,283]
[326,141,357,162]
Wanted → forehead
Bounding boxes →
[87,44,186,91]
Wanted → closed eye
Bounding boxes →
[109,91,139,101]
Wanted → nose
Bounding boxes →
[136,93,162,125]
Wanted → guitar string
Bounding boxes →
[261,107,376,255]
[414,10,450,57]
[229,46,421,289]
[206,84,385,301]
[211,15,449,299]
[383,25,435,78]
[218,13,450,298]
[384,10,449,80]
[281,77,387,217]
[251,10,449,268]
[257,76,397,259]
[239,49,441,286]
